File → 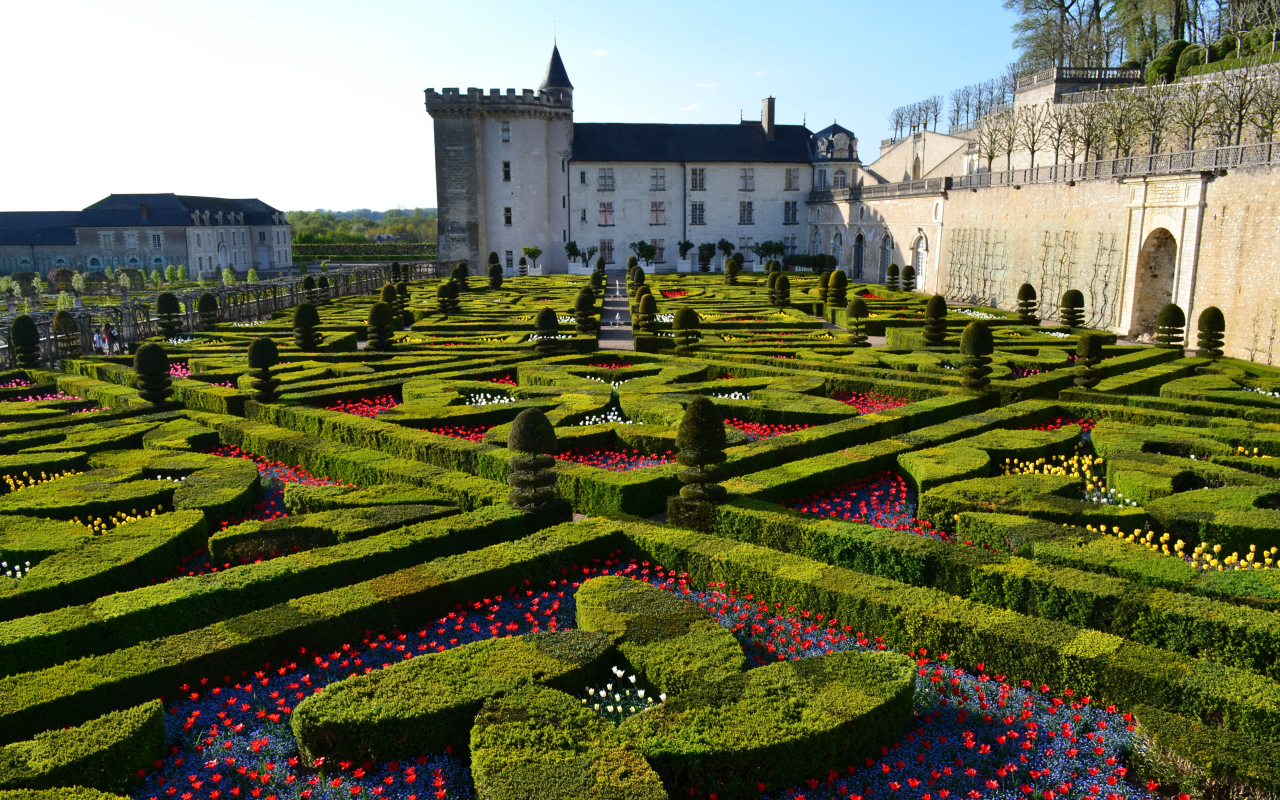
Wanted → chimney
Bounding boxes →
[762,97,776,142]
[139,202,148,221]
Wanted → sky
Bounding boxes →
[0,0,1019,213]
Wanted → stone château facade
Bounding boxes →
[0,194,293,277]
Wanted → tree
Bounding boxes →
[716,239,734,262]
[774,275,791,309]
[960,322,994,391]
[1017,283,1039,324]
[1016,102,1049,170]
[303,275,318,304]
[222,266,237,286]
[1074,333,1103,389]
[165,265,178,283]
[924,295,949,346]
[827,270,848,309]
[317,275,330,304]
[900,265,917,292]
[534,308,561,356]
[246,268,259,283]
[1197,306,1225,358]
[697,243,717,272]
[672,307,699,355]
[585,245,599,266]
[522,246,542,270]
[177,264,189,282]
[1134,79,1177,155]
[629,240,657,264]
[636,293,658,334]
[845,298,870,347]
[294,303,322,351]
[1155,303,1186,347]
[10,315,39,369]
[52,309,80,363]
[156,292,183,339]
[505,408,572,527]
[366,302,395,351]
[150,269,163,287]
[518,257,528,277]
[1059,289,1085,328]
[565,241,582,263]
[197,293,219,330]
[995,109,1018,170]
[666,396,728,533]
[488,263,504,290]
[678,240,695,260]
[1213,57,1264,146]
[590,270,604,295]
[630,266,646,298]
[886,263,900,291]
[134,343,173,404]
[574,288,597,335]
[396,281,412,326]
[247,337,281,403]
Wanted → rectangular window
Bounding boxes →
[505,250,514,269]
[501,121,510,142]
[580,170,586,185]
[101,232,114,249]
[502,161,511,181]
[784,236,798,256]
[689,167,705,191]
[690,201,705,225]
[503,207,512,226]
[258,231,265,242]
[125,232,137,249]
[650,168,665,191]
[198,256,204,268]
[740,168,755,191]
[785,168,800,191]
[218,230,225,243]
[600,239,615,264]
[562,195,565,208]
[650,201,665,225]
[153,234,163,248]
[196,233,202,247]
[816,170,828,190]
[739,201,754,225]
[580,208,587,223]
[652,238,666,263]
[783,201,798,225]
[598,202,614,226]
[597,168,614,191]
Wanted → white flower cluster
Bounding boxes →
[2,560,31,581]
[712,391,751,400]
[232,320,268,327]
[154,476,185,483]
[558,316,574,325]
[582,666,665,723]
[1084,486,1139,507]
[166,336,195,346]
[1046,331,1070,339]
[529,333,573,341]
[1249,386,1280,398]
[957,308,999,320]
[655,313,673,323]
[588,377,628,390]
[465,392,514,406]
[578,406,632,426]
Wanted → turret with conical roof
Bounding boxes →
[540,44,573,91]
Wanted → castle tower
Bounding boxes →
[426,46,574,271]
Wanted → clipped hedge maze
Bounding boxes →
[1,271,1279,799]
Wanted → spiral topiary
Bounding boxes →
[900,265,917,292]
[10,315,39,369]
[826,270,848,312]
[1074,333,1103,389]
[818,270,831,303]
[366,302,395,351]
[666,396,728,533]
[1155,303,1186,348]
[506,408,572,527]
[197,292,218,329]
[155,292,183,339]
[534,307,561,356]
[488,263,503,290]
[886,263,900,291]
[959,322,994,391]
[134,342,173,404]
[52,309,81,362]
[1197,306,1225,359]
[247,337,281,403]
[574,288,597,335]
[845,299,870,347]
[775,275,791,309]
[1059,290,1085,329]
[450,263,469,292]
[672,306,700,355]
[636,293,658,335]
[293,303,322,351]
[923,295,948,346]
[1016,283,1039,324]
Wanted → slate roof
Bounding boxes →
[572,122,814,163]
[0,194,282,245]
[0,212,79,246]
[540,45,573,91]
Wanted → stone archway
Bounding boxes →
[1132,228,1177,336]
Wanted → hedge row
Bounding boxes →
[0,701,163,792]
[208,503,454,561]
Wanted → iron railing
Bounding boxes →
[952,143,1278,189]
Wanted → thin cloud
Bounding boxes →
[695,82,716,88]
[680,102,700,111]
[594,50,608,57]
[753,70,766,77]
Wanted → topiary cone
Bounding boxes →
[901,265,917,292]
[775,275,791,309]
[134,342,173,404]
[52,309,81,362]
[366,302,395,351]
[488,263,503,290]
[923,295,948,346]
[247,337,281,403]
[959,322,993,391]
[574,288,597,335]
[534,307,561,356]
[506,408,571,528]
[197,293,219,330]
[667,396,728,533]
[637,293,658,335]
[293,303,322,351]
[845,298,870,347]
[886,263,900,291]
[1196,306,1225,359]
[827,270,848,310]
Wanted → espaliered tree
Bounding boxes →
[293,303,322,351]
[134,342,173,404]
[775,275,791,309]
[636,293,658,335]
[450,263,469,292]
[156,292,183,339]
[886,263,900,291]
[667,396,728,533]
[1059,290,1085,329]
[247,337,281,403]
[1017,283,1039,324]
[827,270,848,310]
[505,408,572,528]
[366,302,395,351]
[574,287,597,335]
[1155,303,1186,348]
[197,293,218,329]
[1074,333,1103,389]
[960,321,994,391]
[900,265,917,292]
[923,295,948,346]
[1197,306,1225,359]
[488,262,503,290]
[52,309,80,363]
[672,307,699,355]
[10,315,39,368]
[534,308,561,357]
[845,298,870,347]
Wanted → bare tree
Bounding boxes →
[1212,57,1264,145]
[1016,102,1050,169]
[1173,80,1215,150]
[1075,97,1107,161]
[1045,102,1074,171]
[949,89,964,129]
[1250,70,1280,143]
[1134,79,1177,154]
[977,113,1003,171]
[1102,90,1138,157]
[995,109,1019,170]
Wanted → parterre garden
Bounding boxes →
[1,260,1279,800]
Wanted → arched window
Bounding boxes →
[853,234,865,279]
[127,256,140,267]
[832,232,843,264]
[911,156,923,180]
[833,170,847,189]
[153,257,164,268]
[812,230,822,255]
[17,259,31,271]
[911,235,927,276]
[53,257,68,268]
[880,235,893,282]
[89,257,102,270]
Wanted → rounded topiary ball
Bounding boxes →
[509,407,556,455]
[923,295,948,346]
[248,336,279,370]
[1059,290,1085,328]
[1155,303,1186,347]
[673,307,699,329]
[1197,306,1225,359]
[959,321,994,391]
